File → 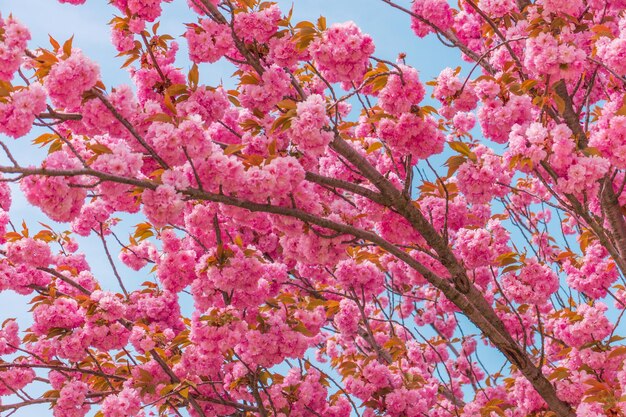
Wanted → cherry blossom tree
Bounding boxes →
[1,0,626,416]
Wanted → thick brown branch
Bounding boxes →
[305,172,387,206]
[602,178,626,261]
[553,79,587,148]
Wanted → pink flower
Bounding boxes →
[478,95,535,143]
[54,380,90,417]
[334,299,360,336]
[455,221,510,269]
[410,0,453,37]
[142,184,184,228]
[119,240,155,271]
[0,365,35,395]
[32,297,85,335]
[0,83,47,138]
[335,259,385,296]
[0,15,30,81]
[501,258,559,304]
[240,64,291,112]
[477,0,516,17]
[309,22,375,84]
[378,65,425,115]
[539,0,583,16]
[378,113,445,160]
[289,94,333,156]
[564,243,618,299]
[0,319,19,355]
[546,302,612,348]
[233,4,281,44]
[21,152,86,222]
[177,86,228,124]
[524,33,587,80]
[185,18,233,64]
[101,387,142,417]
[127,0,164,22]
[111,27,135,52]
[457,144,512,203]
[44,50,100,108]
[6,237,52,268]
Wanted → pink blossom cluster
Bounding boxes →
[54,380,90,417]
[239,65,291,112]
[119,240,155,271]
[141,185,184,228]
[524,33,586,80]
[110,26,134,52]
[6,237,52,268]
[507,122,549,166]
[32,297,85,335]
[539,0,584,15]
[267,34,301,69]
[546,302,612,348]
[410,0,453,37]
[0,260,50,295]
[177,86,228,125]
[156,232,197,293]
[130,62,185,104]
[0,364,35,395]
[457,145,512,203]
[478,94,535,143]
[233,307,325,367]
[0,83,47,138]
[454,8,482,53]
[309,22,375,84]
[267,368,350,417]
[433,68,478,115]
[233,4,281,44]
[80,85,138,138]
[335,258,385,296]
[243,156,306,202]
[500,257,559,304]
[377,65,425,116]
[378,113,445,161]
[556,155,610,197]
[44,50,100,108]
[478,0,516,18]
[0,14,30,81]
[454,220,510,269]
[0,319,19,355]
[101,387,142,417]
[21,151,87,222]
[185,18,233,64]
[590,102,626,168]
[195,246,287,309]
[289,94,333,156]
[127,289,184,330]
[333,298,360,336]
[127,0,166,22]
[596,36,626,76]
[563,243,618,299]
